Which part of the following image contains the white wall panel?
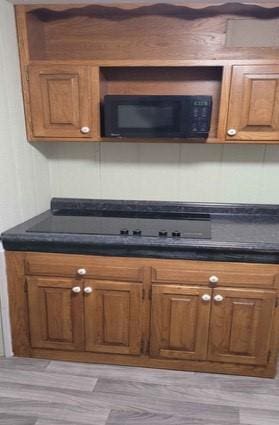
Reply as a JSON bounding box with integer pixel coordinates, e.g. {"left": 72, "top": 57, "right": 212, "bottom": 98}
{"left": 137, "top": 144, "right": 181, "bottom": 201}
{"left": 0, "top": 0, "right": 51, "bottom": 356}
{"left": 218, "top": 145, "right": 267, "bottom": 204}
{"left": 0, "top": 0, "right": 51, "bottom": 230}
{"left": 47, "top": 143, "right": 101, "bottom": 198}
{"left": 47, "top": 143, "right": 279, "bottom": 204}
{"left": 258, "top": 146, "right": 279, "bottom": 205}
{"left": 177, "top": 145, "right": 224, "bottom": 202}
{"left": 100, "top": 143, "right": 141, "bottom": 199}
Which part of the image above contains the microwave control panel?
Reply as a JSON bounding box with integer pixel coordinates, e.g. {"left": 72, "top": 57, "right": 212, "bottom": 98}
{"left": 188, "top": 97, "right": 212, "bottom": 138}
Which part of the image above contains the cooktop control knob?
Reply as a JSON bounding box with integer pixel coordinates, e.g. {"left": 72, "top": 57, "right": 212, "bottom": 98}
{"left": 120, "top": 229, "right": 129, "bottom": 236}
{"left": 133, "top": 229, "right": 142, "bottom": 236}
{"left": 159, "top": 230, "right": 168, "bottom": 237}
{"left": 172, "top": 231, "right": 181, "bottom": 238}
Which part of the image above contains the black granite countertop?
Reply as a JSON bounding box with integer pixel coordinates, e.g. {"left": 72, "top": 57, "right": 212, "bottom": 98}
{"left": 2, "top": 198, "right": 279, "bottom": 264}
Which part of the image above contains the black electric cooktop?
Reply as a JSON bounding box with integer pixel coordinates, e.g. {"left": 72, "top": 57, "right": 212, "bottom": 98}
{"left": 27, "top": 214, "right": 211, "bottom": 240}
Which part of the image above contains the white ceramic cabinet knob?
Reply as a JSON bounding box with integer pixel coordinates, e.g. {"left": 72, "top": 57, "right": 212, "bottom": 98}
{"left": 201, "top": 294, "right": 211, "bottom": 302}
{"left": 84, "top": 287, "right": 93, "bottom": 294}
{"left": 77, "top": 268, "right": 87, "bottom": 276}
{"left": 72, "top": 286, "right": 81, "bottom": 294}
{"left": 227, "top": 128, "right": 237, "bottom": 136}
{"left": 214, "top": 294, "right": 224, "bottom": 302}
{"left": 209, "top": 275, "right": 219, "bottom": 284}
{"left": 80, "top": 126, "right": 90, "bottom": 134}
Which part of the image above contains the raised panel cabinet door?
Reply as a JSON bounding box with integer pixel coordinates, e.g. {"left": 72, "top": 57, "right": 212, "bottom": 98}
{"left": 227, "top": 65, "right": 279, "bottom": 141}
{"left": 84, "top": 280, "right": 143, "bottom": 355}
{"left": 29, "top": 65, "right": 92, "bottom": 138}
{"left": 208, "top": 288, "right": 276, "bottom": 365}
{"left": 27, "top": 277, "right": 84, "bottom": 351}
{"left": 150, "top": 285, "right": 212, "bottom": 360}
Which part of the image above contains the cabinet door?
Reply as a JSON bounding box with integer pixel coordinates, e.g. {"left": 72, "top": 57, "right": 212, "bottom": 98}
{"left": 27, "top": 277, "right": 84, "bottom": 351}
{"left": 29, "top": 65, "right": 92, "bottom": 138}
{"left": 84, "top": 280, "right": 143, "bottom": 355}
{"left": 208, "top": 288, "right": 276, "bottom": 365}
{"left": 150, "top": 285, "right": 211, "bottom": 360}
{"left": 227, "top": 65, "right": 279, "bottom": 142}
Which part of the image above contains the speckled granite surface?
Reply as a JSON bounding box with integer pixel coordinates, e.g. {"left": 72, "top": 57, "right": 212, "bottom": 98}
{"left": 2, "top": 198, "right": 279, "bottom": 264}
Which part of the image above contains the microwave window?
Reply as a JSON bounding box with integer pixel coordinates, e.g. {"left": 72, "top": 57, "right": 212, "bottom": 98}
{"left": 117, "top": 105, "right": 175, "bottom": 129}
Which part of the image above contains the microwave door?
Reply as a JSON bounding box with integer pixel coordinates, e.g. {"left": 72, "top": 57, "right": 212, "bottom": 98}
{"left": 104, "top": 96, "right": 184, "bottom": 138}
{"left": 117, "top": 100, "right": 181, "bottom": 138}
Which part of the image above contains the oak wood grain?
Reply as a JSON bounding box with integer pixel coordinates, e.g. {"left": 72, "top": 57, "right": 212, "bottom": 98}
{"left": 5, "top": 251, "right": 279, "bottom": 378}
{"left": 226, "top": 65, "right": 279, "bottom": 141}
{"left": 208, "top": 288, "right": 276, "bottom": 365}
{"left": 28, "top": 65, "right": 92, "bottom": 138}
{"left": 21, "top": 4, "right": 279, "bottom": 61}
{"left": 84, "top": 280, "right": 143, "bottom": 355}
{"left": 150, "top": 285, "right": 211, "bottom": 360}
{"left": 15, "top": 3, "right": 279, "bottom": 144}
{"left": 27, "top": 277, "right": 84, "bottom": 351}
{"left": 5, "top": 252, "right": 30, "bottom": 356}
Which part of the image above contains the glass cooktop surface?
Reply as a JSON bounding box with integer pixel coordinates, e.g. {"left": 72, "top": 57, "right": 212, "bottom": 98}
{"left": 27, "top": 215, "right": 211, "bottom": 240}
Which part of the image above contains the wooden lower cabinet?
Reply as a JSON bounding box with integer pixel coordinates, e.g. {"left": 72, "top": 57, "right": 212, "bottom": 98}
{"left": 208, "top": 288, "right": 276, "bottom": 365}
{"left": 27, "top": 277, "right": 84, "bottom": 351}
{"left": 150, "top": 285, "right": 211, "bottom": 361}
{"left": 6, "top": 252, "right": 279, "bottom": 378}
{"left": 84, "top": 280, "right": 143, "bottom": 355}
{"left": 150, "top": 285, "right": 277, "bottom": 367}
{"left": 27, "top": 277, "right": 144, "bottom": 356}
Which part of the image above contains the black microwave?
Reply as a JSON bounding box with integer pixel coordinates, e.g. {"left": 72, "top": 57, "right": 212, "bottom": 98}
{"left": 103, "top": 95, "right": 212, "bottom": 139}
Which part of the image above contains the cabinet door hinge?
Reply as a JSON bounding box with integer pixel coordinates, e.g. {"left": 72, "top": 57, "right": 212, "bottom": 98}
{"left": 25, "top": 68, "right": 29, "bottom": 81}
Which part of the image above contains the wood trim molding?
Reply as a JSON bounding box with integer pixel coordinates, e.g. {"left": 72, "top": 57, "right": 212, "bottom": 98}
{"left": 0, "top": 245, "right": 13, "bottom": 357}
{"left": 25, "top": 3, "right": 279, "bottom": 21}
{"left": 5, "top": 251, "right": 30, "bottom": 357}
{"left": 217, "top": 65, "right": 232, "bottom": 140}
{"left": 15, "top": 5, "right": 33, "bottom": 141}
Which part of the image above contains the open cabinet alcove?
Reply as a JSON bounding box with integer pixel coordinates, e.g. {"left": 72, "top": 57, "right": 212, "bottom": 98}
{"left": 100, "top": 66, "right": 224, "bottom": 140}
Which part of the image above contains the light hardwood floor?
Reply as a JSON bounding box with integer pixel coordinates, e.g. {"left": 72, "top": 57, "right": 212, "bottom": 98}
{"left": 0, "top": 357, "right": 278, "bottom": 425}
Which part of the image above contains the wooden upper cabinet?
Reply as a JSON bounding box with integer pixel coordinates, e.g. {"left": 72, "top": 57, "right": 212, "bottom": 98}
{"left": 84, "top": 280, "right": 143, "bottom": 355}
{"left": 208, "top": 288, "right": 276, "bottom": 365}
{"left": 27, "top": 277, "right": 84, "bottom": 351}
{"left": 150, "top": 285, "right": 211, "bottom": 361}
{"left": 28, "top": 65, "right": 93, "bottom": 139}
{"left": 227, "top": 65, "right": 279, "bottom": 142}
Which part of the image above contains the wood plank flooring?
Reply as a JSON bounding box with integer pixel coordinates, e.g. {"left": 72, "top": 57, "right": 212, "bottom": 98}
{"left": 0, "top": 358, "right": 278, "bottom": 425}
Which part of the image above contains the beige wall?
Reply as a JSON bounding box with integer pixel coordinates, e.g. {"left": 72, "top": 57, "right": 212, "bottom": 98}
{"left": 46, "top": 142, "right": 279, "bottom": 205}
{"left": 0, "top": 0, "right": 51, "bottom": 355}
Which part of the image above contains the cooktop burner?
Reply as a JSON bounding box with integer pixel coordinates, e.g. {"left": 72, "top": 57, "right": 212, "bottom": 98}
{"left": 27, "top": 214, "right": 211, "bottom": 240}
